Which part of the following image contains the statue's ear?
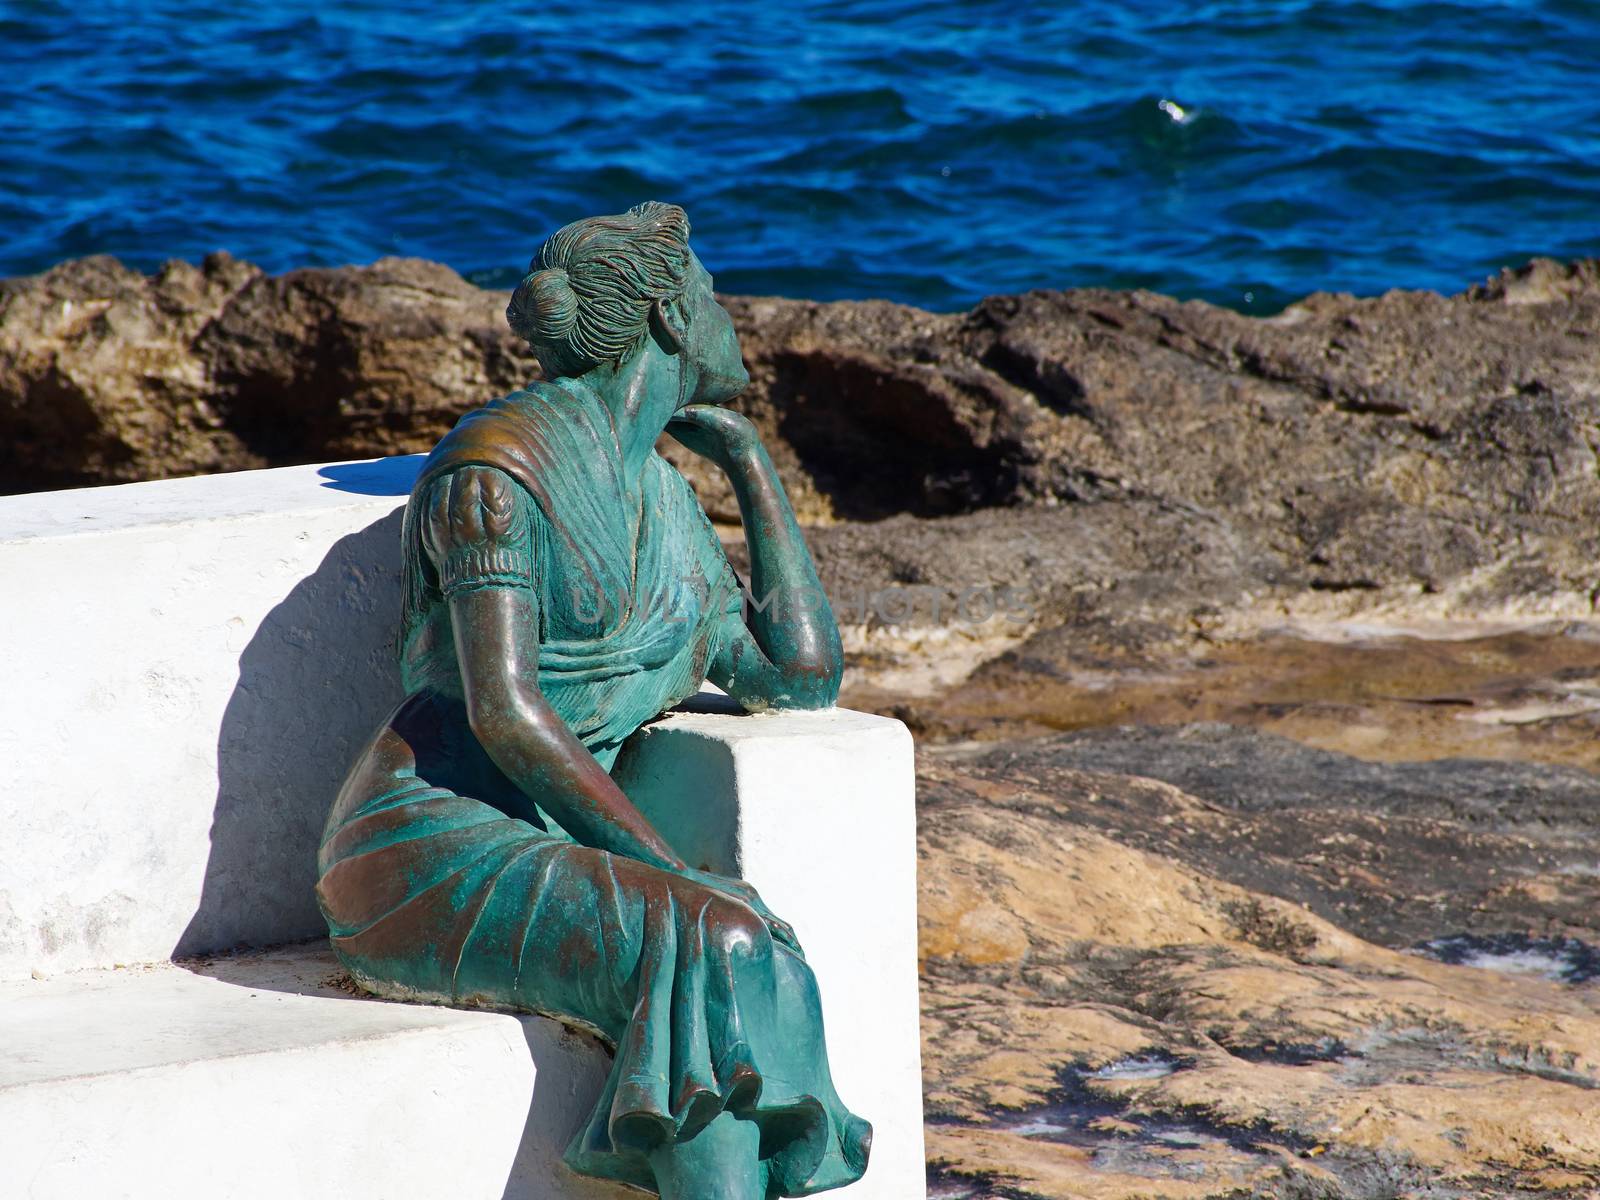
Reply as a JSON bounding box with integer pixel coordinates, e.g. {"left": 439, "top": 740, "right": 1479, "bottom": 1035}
{"left": 649, "top": 295, "right": 687, "bottom": 356}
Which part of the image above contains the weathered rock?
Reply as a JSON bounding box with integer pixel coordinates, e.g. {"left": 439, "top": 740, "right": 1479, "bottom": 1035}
{"left": 6, "top": 256, "right": 1598, "bottom": 616}
{"left": 0, "top": 253, "right": 539, "bottom": 491}
{"left": 196, "top": 255, "right": 540, "bottom": 465}
{"left": 8, "top": 252, "right": 1600, "bottom": 1197}
{"left": 918, "top": 725, "right": 1600, "bottom": 1198}
{"left": 908, "top": 618, "right": 1600, "bottom": 768}
{"left": 0, "top": 254, "right": 259, "bottom": 491}
{"left": 731, "top": 268, "right": 1600, "bottom": 617}
{"left": 10, "top": 253, "right": 1598, "bottom": 724}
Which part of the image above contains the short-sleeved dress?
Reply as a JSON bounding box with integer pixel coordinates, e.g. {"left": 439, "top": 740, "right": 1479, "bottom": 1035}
{"left": 315, "top": 383, "right": 871, "bottom": 1196}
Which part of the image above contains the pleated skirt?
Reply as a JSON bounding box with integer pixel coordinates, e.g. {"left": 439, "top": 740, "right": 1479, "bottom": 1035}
{"left": 316, "top": 691, "right": 871, "bottom": 1196}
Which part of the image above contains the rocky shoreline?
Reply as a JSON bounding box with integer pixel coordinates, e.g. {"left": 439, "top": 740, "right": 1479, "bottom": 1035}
{"left": 7, "top": 254, "right": 1600, "bottom": 1196}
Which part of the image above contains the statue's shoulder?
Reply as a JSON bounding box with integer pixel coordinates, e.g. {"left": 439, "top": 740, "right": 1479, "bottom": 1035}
{"left": 454, "top": 381, "right": 569, "bottom": 435}
{"left": 413, "top": 380, "right": 611, "bottom": 500}
{"left": 494, "top": 380, "right": 572, "bottom": 415}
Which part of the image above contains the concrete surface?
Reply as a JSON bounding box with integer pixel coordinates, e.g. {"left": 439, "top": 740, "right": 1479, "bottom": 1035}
{"left": 0, "top": 456, "right": 422, "bottom": 979}
{"left": 619, "top": 698, "right": 927, "bottom": 1199}
{"left": 0, "top": 456, "right": 925, "bottom": 1197}
{"left": 0, "top": 944, "right": 620, "bottom": 1200}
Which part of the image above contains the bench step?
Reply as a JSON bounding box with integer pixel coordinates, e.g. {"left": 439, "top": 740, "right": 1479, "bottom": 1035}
{"left": 0, "top": 460, "right": 926, "bottom": 1197}
{"left": 0, "top": 945, "right": 623, "bottom": 1200}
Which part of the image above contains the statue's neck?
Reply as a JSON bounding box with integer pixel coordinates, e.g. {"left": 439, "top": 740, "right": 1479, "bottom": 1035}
{"left": 572, "top": 343, "right": 689, "bottom": 487}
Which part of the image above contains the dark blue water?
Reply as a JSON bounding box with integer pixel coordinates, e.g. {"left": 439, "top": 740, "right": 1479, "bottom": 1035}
{"left": 2, "top": 1, "right": 1597, "bottom": 312}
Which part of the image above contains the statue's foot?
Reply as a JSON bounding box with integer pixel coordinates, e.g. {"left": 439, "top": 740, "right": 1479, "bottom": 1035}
{"left": 647, "top": 1109, "right": 764, "bottom": 1200}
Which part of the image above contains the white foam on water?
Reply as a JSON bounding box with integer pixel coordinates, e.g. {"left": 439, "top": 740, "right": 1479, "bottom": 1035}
{"left": 1150, "top": 1126, "right": 1219, "bottom": 1147}
{"left": 1414, "top": 936, "right": 1580, "bottom": 982}
{"left": 1455, "top": 947, "right": 1572, "bottom": 980}
{"left": 1012, "top": 1118, "right": 1074, "bottom": 1137}
{"left": 1090, "top": 1056, "right": 1179, "bottom": 1081}
{"left": 1157, "top": 97, "right": 1196, "bottom": 124}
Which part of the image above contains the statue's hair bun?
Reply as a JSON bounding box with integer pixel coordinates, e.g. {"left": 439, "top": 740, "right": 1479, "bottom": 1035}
{"left": 509, "top": 203, "right": 690, "bottom": 373}
{"left": 510, "top": 266, "right": 578, "bottom": 344}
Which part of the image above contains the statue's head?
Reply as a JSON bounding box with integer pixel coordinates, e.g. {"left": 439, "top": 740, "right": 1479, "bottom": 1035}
{"left": 508, "top": 201, "right": 748, "bottom": 405}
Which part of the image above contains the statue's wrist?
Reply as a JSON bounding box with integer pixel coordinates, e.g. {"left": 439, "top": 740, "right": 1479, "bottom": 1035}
{"left": 724, "top": 437, "right": 769, "bottom": 477}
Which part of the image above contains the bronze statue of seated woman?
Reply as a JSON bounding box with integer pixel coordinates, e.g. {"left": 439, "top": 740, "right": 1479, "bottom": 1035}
{"left": 315, "top": 203, "right": 871, "bottom": 1198}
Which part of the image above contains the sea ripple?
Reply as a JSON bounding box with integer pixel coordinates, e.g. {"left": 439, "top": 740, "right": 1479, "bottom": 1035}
{"left": 1, "top": 0, "right": 1596, "bottom": 311}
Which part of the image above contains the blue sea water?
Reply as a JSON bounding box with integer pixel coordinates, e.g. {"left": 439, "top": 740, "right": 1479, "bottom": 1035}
{"left": 1, "top": 0, "right": 1597, "bottom": 312}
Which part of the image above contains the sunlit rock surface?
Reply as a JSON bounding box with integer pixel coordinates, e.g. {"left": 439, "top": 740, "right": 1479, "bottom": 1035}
{"left": 6, "top": 253, "right": 1600, "bottom": 1195}
{"left": 918, "top": 730, "right": 1600, "bottom": 1198}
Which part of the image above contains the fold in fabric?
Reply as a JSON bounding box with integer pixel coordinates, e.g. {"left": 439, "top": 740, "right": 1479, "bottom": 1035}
{"left": 321, "top": 380, "right": 871, "bottom": 1194}
{"left": 318, "top": 718, "right": 871, "bottom": 1195}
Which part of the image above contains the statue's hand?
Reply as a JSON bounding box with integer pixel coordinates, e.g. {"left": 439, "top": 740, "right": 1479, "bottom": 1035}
{"left": 666, "top": 404, "right": 762, "bottom": 475}
{"left": 677, "top": 866, "right": 805, "bottom": 958}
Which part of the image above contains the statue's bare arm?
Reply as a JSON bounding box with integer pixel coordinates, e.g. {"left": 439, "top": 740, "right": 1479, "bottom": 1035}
{"left": 669, "top": 405, "right": 843, "bottom": 711}
{"left": 449, "top": 583, "right": 803, "bottom": 952}
{"left": 449, "top": 585, "right": 688, "bottom": 870}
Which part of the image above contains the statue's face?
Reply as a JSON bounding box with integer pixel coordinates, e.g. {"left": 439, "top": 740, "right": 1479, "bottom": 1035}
{"left": 678, "top": 251, "right": 748, "bottom": 406}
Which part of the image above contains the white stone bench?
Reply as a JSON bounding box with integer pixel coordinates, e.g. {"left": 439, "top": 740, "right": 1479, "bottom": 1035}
{"left": 0, "top": 459, "right": 924, "bottom": 1199}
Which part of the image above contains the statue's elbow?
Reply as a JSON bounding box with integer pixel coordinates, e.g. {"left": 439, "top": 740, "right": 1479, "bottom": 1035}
{"left": 781, "top": 653, "right": 842, "bottom": 710}
{"left": 465, "top": 679, "right": 553, "bottom": 747}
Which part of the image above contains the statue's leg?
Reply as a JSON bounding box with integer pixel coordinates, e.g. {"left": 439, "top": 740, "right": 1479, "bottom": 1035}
{"left": 647, "top": 1111, "right": 764, "bottom": 1200}
{"left": 322, "top": 709, "right": 868, "bottom": 1198}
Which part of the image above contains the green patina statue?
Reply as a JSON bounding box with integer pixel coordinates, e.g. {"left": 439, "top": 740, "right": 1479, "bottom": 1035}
{"left": 315, "top": 203, "right": 870, "bottom": 1198}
